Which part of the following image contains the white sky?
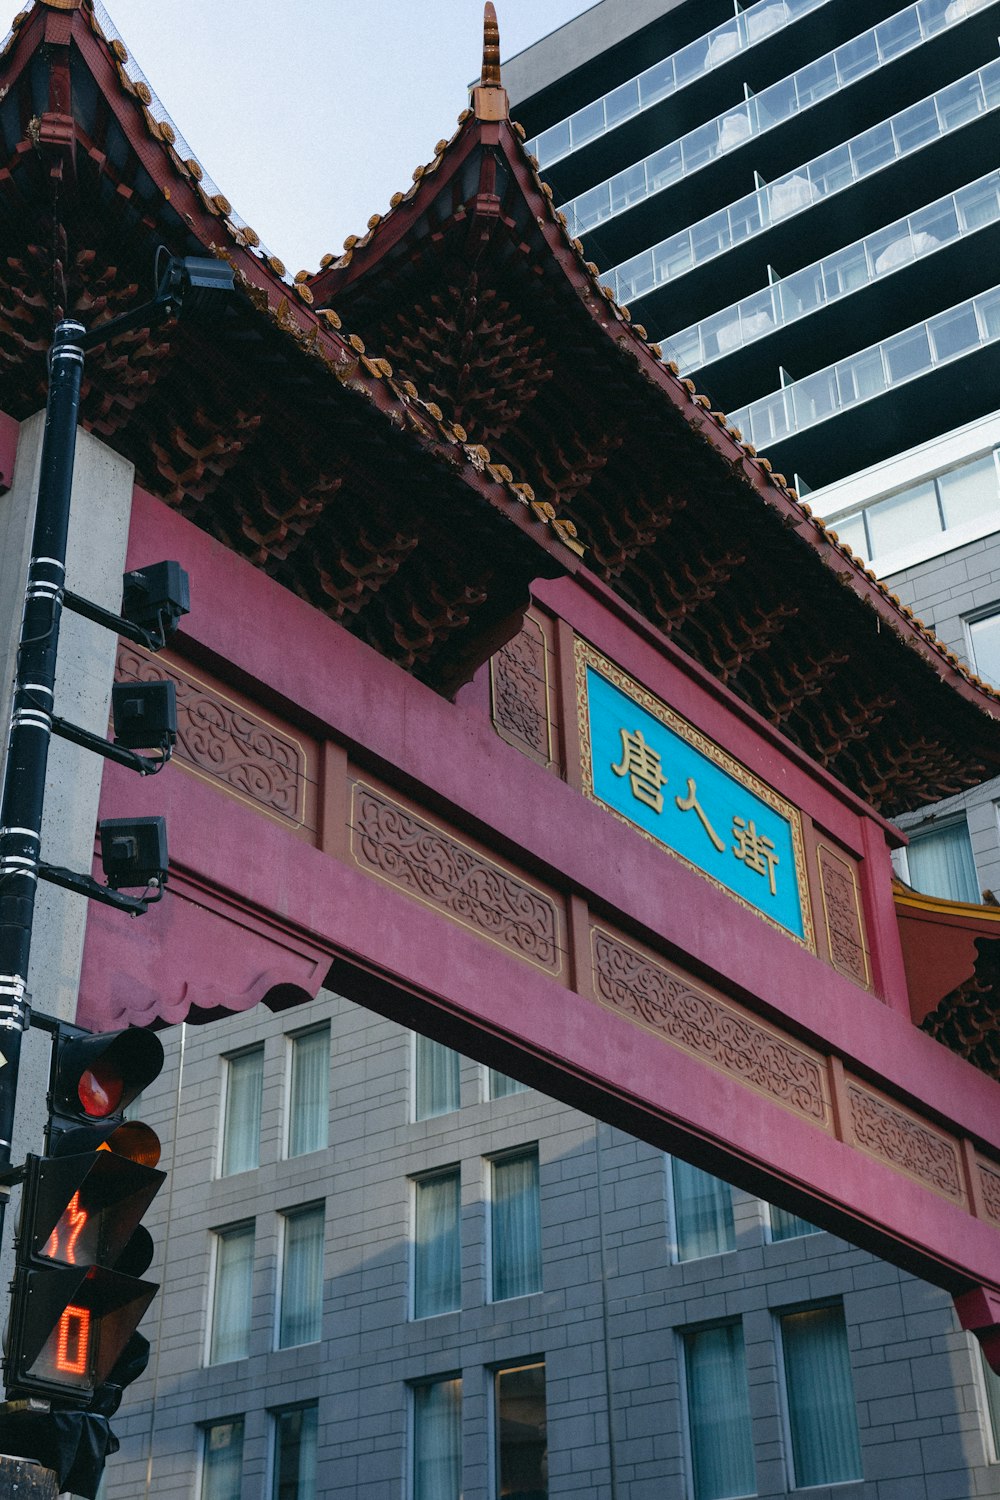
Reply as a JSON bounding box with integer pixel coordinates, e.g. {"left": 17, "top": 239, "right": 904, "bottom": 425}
{"left": 2, "top": 0, "right": 596, "bottom": 273}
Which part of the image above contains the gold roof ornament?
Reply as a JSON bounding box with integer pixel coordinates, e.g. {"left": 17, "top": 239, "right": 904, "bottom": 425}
{"left": 474, "top": 2, "right": 509, "bottom": 121}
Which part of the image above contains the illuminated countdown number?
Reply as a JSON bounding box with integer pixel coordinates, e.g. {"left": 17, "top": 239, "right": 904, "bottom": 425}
{"left": 32, "top": 1303, "right": 93, "bottom": 1386}
{"left": 55, "top": 1304, "right": 91, "bottom": 1377}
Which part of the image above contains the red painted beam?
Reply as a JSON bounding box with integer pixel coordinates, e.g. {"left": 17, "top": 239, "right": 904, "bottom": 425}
{"left": 78, "top": 485, "right": 1000, "bottom": 1370}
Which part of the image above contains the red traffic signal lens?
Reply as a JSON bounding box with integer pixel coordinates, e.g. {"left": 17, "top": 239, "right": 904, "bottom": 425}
{"left": 77, "top": 1064, "right": 124, "bottom": 1118}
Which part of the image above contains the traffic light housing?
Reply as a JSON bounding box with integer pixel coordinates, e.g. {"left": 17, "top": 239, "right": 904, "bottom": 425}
{"left": 3, "top": 1024, "right": 165, "bottom": 1408}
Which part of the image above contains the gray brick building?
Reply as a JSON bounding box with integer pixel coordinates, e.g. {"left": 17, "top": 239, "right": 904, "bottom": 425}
{"left": 107, "top": 983, "right": 1000, "bottom": 1499}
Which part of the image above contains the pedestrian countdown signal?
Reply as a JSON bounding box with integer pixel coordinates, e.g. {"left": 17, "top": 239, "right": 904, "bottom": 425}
{"left": 3, "top": 1024, "right": 165, "bottom": 1405}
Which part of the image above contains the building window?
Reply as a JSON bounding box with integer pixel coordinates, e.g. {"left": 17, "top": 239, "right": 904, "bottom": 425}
{"left": 779, "top": 1303, "right": 863, "bottom": 1486}
{"left": 271, "top": 1403, "right": 318, "bottom": 1500}
{"left": 287, "top": 1027, "right": 329, "bottom": 1158}
{"left": 495, "top": 1363, "right": 547, "bottom": 1500}
{"left": 903, "top": 819, "right": 979, "bottom": 903}
{"left": 488, "top": 1068, "right": 528, "bottom": 1100}
{"left": 825, "top": 449, "right": 1000, "bottom": 566}
{"left": 200, "top": 1418, "right": 244, "bottom": 1500}
{"left": 413, "top": 1167, "right": 461, "bottom": 1319}
{"left": 768, "top": 1203, "right": 819, "bottom": 1241}
{"left": 208, "top": 1224, "right": 254, "bottom": 1365}
{"left": 414, "top": 1033, "right": 460, "bottom": 1120}
{"left": 671, "top": 1158, "right": 735, "bottom": 1261}
{"left": 969, "top": 609, "right": 1000, "bottom": 688}
{"left": 278, "top": 1205, "right": 324, "bottom": 1349}
{"left": 413, "top": 1377, "right": 462, "bottom": 1500}
{"left": 220, "top": 1046, "right": 264, "bottom": 1177}
{"left": 490, "top": 1148, "right": 542, "bottom": 1301}
{"left": 683, "top": 1321, "right": 755, "bottom": 1500}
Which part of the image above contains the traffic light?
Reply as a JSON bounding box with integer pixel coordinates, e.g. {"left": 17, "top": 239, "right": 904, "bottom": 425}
{"left": 3, "top": 1024, "right": 165, "bottom": 1410}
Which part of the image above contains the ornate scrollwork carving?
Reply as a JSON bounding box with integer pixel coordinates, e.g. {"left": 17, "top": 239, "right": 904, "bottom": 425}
{"left": 491, "top": 616, "right": 551, "bottom": 764}
{"left": 116, "top": 645, "right": 306, "bottom": 824}
{"left": 817, "top": 845, "right": 869, "bottom": 988}
{"left": 847, "top": 1083, "right": 963, "bottom": 1202}
{"left": 979, "top": 1160, "right": 1000, "bottom": 1225}
{"left": 353, "top": 785, "right": 560, "bottom": 971}
{"left": 591, "top": 928, "right": 828, "bottom": 1123}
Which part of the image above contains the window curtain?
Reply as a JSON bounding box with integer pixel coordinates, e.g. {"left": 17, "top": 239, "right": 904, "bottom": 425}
{"left": 906, "top": 821, "right": 980, "bottom": 903}
{"left": 288, "top": 1029, "right": 329, "bottom": 1157}
{"left": 414, "top": 1034, "right": 460, "bottom": 1120}
{"left": 491, "top": 1150, "right": 542, "bottom": 1301}
{"left": 273, "top": 1405, "right": 317, "bottom": 1500}
{"left": 414, "top": 1170, "right": 461, "bottom": 1318}
{"left": 210, "top": 1225, "right": 254, "bottom": 1364}
{"left": 413, "top": 1378, "right": 462, "bottom": 1500}
{"left": 982, "top": 1348, "right": 1000, "bottom": 1456}
{"left": 279, "top": 1207, "right": 324, "bottom": 1348}
{"left": 671, "top": 1158, "right": 735, "bottom": 1260}
{"left": 489, "top": 1069, "right": 528, "bottom": 1100}
{"left": 769, "top": 1204, "right": 818, "bottom": 1241}
{"left": 781, "top": 1305, "right": 863, "bottom": 1486}
{"left": 221, "top": 1049, "right": 264, "bottom": 1176}
{"left": 685, "top": 1323, "right": 755, "bottom": 1500}
{"left": 202, "top": 1420, "right": 244, "bottom": 1500}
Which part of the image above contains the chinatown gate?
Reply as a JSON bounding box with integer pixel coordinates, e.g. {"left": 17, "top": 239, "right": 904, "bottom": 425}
{"left": 3, "top": 0, "right": 1000, "bottom": 1381}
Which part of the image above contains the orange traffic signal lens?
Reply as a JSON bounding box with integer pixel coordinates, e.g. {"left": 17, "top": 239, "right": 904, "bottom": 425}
{"left": 107, "top": 1121, "right": 161, "bottom": 1170}
{"left": 77, "top": 1063, "right": 124, "bottom": 1117}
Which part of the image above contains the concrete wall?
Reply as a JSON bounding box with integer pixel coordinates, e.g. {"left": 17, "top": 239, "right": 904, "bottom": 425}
{"left": 0, "top": 414, "right": 134, "bottom": 1314}
{"left": 106, "top": 989, "right": 1000, "bottom": 1500}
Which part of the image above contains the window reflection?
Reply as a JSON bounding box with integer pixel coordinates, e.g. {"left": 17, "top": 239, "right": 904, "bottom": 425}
{"left": 821, "top": 451, "right": 999, "bottom": 567}
{"left": 609, "top": 59, "right": 1000, "bottom": 307}
{"left": 667, "top": 171, "right": 1000, "bottom": 372}
{"left": 731, "top": 285, "right": 1000, "bottom": 452}
{"left": 496, "top": 1363, "right": 548, "bottom": 1500}
{"left": 526, "top": 0, "right": 822, "bottom": 169}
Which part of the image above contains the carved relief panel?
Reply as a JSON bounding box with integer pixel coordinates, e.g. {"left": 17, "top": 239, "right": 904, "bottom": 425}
{"left": 350, "top": 777, "right": 565, "bottom": 976}
{"left": 115, "top": 644, "right": 317, "bottom": 836}
{"left": 815, "top": 842, "right": 871, "bottom": 990}
{"left": 490, "top": 610, "right": 559, "bottom": 770}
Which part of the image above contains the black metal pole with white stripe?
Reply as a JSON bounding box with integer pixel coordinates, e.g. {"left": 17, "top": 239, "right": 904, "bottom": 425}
{"left": 0, "top": 255, "right": 234, "bottom": 1224}
{"left": 0, "top": 318, "right": 86, "bottom": 1189}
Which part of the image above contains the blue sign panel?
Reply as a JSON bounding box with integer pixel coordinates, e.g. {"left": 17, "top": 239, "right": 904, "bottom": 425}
{"left": 579, "top": 648, "right": 811, "bottom": 944}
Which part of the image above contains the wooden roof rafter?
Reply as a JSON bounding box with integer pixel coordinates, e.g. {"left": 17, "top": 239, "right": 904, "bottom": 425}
{"left": 307, "top": 3, "right": 1000, "bottom": 812}
{"left": 0, "top": 0, "right": 585, "bottom": 696}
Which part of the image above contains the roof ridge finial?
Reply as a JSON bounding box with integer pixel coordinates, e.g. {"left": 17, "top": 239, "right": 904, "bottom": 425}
{"left": 481, "top": 2, "right": 501, "bottom": 86}
{"left": 473, "top": 2, "right": 509, "bottom": 120}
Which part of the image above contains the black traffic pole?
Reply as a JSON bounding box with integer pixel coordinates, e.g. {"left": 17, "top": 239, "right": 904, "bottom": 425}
{"left": 0, "top": 255, "right": 234, "bottom": 1229}
{"left": 0, "top": 319, "right": 86, "bottom": 1188}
